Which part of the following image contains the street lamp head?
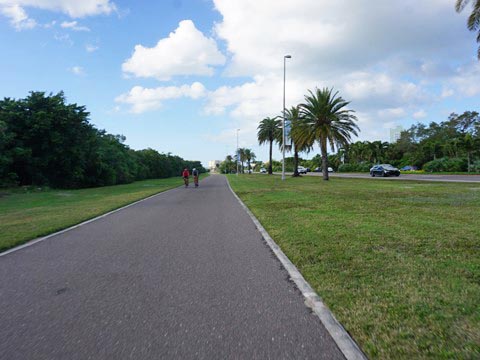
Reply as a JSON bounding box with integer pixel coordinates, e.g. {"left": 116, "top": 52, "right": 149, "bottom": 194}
{"left": 284, "top": 55, "right": 292, "bottom": 59}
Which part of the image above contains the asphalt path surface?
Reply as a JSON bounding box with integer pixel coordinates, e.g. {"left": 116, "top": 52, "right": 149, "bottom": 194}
{"left": 0, "top": 175, "right": 344, "bottom": 359}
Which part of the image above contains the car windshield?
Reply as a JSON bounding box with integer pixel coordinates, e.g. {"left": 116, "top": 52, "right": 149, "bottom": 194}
{"left": 381, "top": 164, "right": 396, "bottom": 170}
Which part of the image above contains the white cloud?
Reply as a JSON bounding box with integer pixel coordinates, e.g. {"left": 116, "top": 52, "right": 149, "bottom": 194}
{"left": 205, "top": 76, "right": 279, "bottom": 117}
{"left": 61, "top": 20, "right": 89, "bottom": 31}
{"left": 0, "top": 4, "right": 36, "bottom": 30}
{"left": 69, "top": 66, "right": 84, "bottom": 75}
{"left": 0, "top": 0, "right": 116, "bottom": 17}
{"left": 378, "top": 107, "right": 406, "bottom": 119}
{"left": 441, "top": 87, "right": 455, "bottom": 98}
{"left": 85, "top": 43, "right": 99, "bottom": 52}
{"left": 201, "top": 0, "right": 476, "bottom": 150}
{"left": 0, "top": 0, "right": 116, "bottom": 30}
{"left": 341, "top": 72, "right": 431, "bottom": 111}
{"left": 213, "top": 0, "right": 467, "bottom": 78}
{"left": 115, "top": 82, "right": 207, "bottom": 113}
{"left": 413, "top": 110, "right": 427, "bottom": 119}
{"left": 449, "top": 62, "right": 480, "bottom": 97}
{"left": 203, "top": 70, "right": 431, "bottom": 147}
{"left": 122, "top": 20, "right": 226, "bottom": 81}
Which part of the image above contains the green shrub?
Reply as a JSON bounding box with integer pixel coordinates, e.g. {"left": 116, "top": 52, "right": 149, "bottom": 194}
{"left": 338, "top": 163, "right": 373, "bottom": 172}
{"left": 469, "top": 160, "right": 480, "bottom": 172}
{"left": 423, "top": 157, "right": 467, "bottom": 172}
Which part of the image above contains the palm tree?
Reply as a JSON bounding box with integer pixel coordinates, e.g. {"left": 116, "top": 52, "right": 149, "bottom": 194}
{"left": 237, "top": 148, "right": 247, "bottom": 173}
{"left": 299, "top": 88, "right": 359, "bottom": 180}
{"left": 285, "top": 106, "right": 315, "bottom": 176}
{"left": 244, "top": 149, "right": 256, "bottom": 173}
{"left": 257, "top": 116, "right": 282, "bottom": 174}
{"left": 369, "top": 141, "right": 389, "bottom": 164}
{"left": 456, "top": 0, "right": 480, "bottom": 59}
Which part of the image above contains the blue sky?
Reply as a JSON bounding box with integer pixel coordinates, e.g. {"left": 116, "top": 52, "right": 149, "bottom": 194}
{"left": 1, "top": 0, "right": 479, "bottom": 167}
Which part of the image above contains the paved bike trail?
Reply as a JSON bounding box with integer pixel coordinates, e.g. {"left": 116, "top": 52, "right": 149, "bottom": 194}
{"left": 0, "top": 175, "right": 344, "bottom": 359}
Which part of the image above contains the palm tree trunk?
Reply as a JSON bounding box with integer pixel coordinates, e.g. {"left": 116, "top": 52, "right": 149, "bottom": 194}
{"left": 293, "top": 149, "right": 300, "bottom": 177}
{"left": 320, "top": 139, "right": 329, "bottom": 180}
{"left": 268, "top": 139, "right": 273, "bottom": 175}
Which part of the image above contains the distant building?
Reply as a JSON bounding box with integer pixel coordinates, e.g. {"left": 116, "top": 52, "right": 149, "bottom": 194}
{"left": 208, "top": 160, "right": 221, "bottom": 172}
{"left": 389, "top": 126, "right": 403, "bottom": 143}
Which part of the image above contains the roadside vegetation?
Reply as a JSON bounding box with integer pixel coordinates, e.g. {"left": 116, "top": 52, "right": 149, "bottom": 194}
{"left": 219, "top": 83, "right": 479, "bottom": 177}
{"left": 228, "top": 174, "right": 480, "bottom": 359}
{"left": 270, "top": 111, "right": 479, "bottom": 175}
{"left": 0, "top": 92, "right": 205, "bottom": 189}
{"left": 0, "top": 177, "right": 194, "bottom": 252}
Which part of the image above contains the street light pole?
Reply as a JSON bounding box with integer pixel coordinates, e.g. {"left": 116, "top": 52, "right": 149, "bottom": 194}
{"left": 236, "top": 128, "right": 240, "bottom": 176}
{"left": 282, "top": 54, "right": 291, "bottom": 181}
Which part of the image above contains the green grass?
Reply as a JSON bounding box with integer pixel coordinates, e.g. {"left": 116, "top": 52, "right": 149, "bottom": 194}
{"left": 0, "top": 177, "right": 192, "bottom": 252}
{"left": 399, "top": 171, "right": 480, "bottom": 175}
{"left": 228, "top": 174, "right": 480, "bottom": 359}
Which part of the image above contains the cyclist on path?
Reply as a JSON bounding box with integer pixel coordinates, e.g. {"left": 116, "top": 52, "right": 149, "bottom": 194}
{"left": 192, "top": 168, "right": 199, "bottom": 187}
{"left": 182, "top": 168, "right": 190, "bottom": 187}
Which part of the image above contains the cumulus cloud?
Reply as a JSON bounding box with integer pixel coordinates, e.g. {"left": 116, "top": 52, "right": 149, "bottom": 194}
{"left": 122, "top": 20, "right": 226, "bottom": 81}
{"left": 449, "top": 62, "right": 480, "bottom": 97}
{"left": 61, "top": 20, "right": 89, "bottom": 31}
{"left": 213, "top": 0, "right": 468, "bottom": 78}
{"left": 203, "top": 70, "right": 430, "bottom": 142}
{"left": 413, "top": 110, "right": 427, "bottom": 119}
{"left": 341, "top": 72, "right": 431, "bottom": 111}
{"left": 0, "top": 0, "right": 116, "bottom": 30}
{"left": 115, "top": 82, "right": 207, "bottom": 113}
{"left": 0, "top": 0, "right": 116, "bottom": 17}
{"left": 378, "top": 107, "right": 406, "bottom": 119}
{"left": 0, "top": 3, "right": 36, "bottom": 29}
{"left": 200, "top": 0, "right": 479, "bottom": 149}
{"left": 205, "top": 76, "right": 280, "bottom": 117}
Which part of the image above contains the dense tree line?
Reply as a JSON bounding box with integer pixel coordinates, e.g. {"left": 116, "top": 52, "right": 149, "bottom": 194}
{"left": 247, "top": 110, "right": 480, "bottom": 174}
{"left": 335, "top": 111, "right": 480, "bottom": 172}
{"left": 284, "top": 112, "right": 480, "bottom": 173}
{"left": 0, "top": 92, "right": 204, "bottom": 188}
{"left": 281, "top": 112, "right": 480, "bottom": 173}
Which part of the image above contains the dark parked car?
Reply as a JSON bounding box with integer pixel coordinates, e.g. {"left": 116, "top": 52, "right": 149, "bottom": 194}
{"left": 370, "top": 164, "right": 400, "bottom": 177}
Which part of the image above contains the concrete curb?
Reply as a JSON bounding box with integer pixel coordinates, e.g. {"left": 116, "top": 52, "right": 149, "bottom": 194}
{"left": 225, "top": 176, "right": 367, "bottom": 360}
{"left": 0, "top": 186, "right": 181, "bottom": 258}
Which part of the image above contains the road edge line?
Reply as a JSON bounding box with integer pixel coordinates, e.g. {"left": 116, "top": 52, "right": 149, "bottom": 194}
{"left": 225, "top": 176, "right": 367, "bottom": 360}
{"left": 0, "top": 185, "right": 182, "bottom": 258}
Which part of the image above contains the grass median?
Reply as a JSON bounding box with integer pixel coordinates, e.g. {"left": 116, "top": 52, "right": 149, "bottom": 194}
{"left": 228, "top": 174, "right": 479, "bottom": 359}
{"left": 0, "top": 177, "right": 198, "bottom": 252}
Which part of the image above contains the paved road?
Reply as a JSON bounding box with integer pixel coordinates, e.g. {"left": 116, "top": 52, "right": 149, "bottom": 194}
{"left": 0, "top": 175, "right": 344, "bottom": 359}
{"left": 291, "top": 172, "right": 480, "bottom": 183}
